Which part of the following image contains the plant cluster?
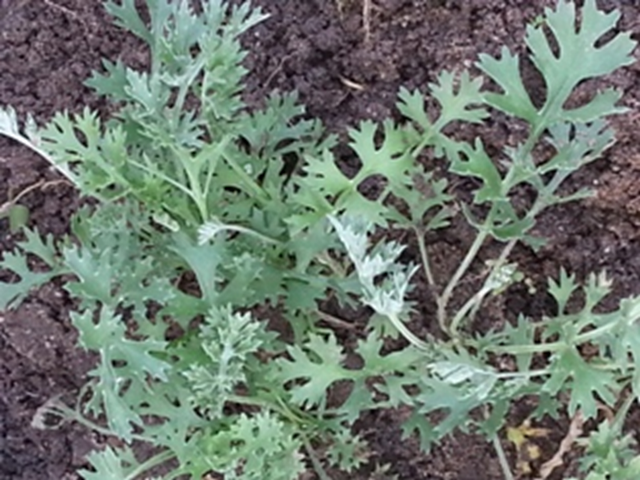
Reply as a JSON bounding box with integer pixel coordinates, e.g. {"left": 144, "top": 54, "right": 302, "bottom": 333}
{"left": 1, "top": 0, "right": 639, "bottom": 478}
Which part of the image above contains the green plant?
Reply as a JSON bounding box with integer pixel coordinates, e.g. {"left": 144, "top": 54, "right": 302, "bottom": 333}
{"left": 1, "top": 0, "right": 639, "bottom": 479}
{"left": 574, "top": 419, "right": 640, "bottom": 479}
{"left": 0, "top": 181, "right": 41, "bottom": 232}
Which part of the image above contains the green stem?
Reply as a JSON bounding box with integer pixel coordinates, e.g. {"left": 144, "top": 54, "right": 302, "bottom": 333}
{"left": 492, "top": 433, "right": 515, "bottom": 480}
{"left": 172, "top": 58, "right": 206, "bottom": 117}
{"left": 410, "top": 130, "right": 436, "bottom": 159}
{"left": 442, "top": 120, "right": 548, "bottom": 334}
{"left": 461, "top": 163, "right": 577, "bottom": 329}
{"left": 387, "top": 313, "right": 433, "bottom": 353}
{"left": 1, "top": 130, "right": 79, "bottom": 186}
{"left": 449, "top": 283, "right": 493, "bottom": 336}
{"left": 183, "top": 163, "right": 208, "bottom": 222}
{"left": 437, "top": 225, "right": 491, "bottom": 331}
{"left": 456, "top": 236, "right": 519, "bottom": 333}
{"left": 409, "top": 115, "right": 449, "bottom": 159}
{"left": 488, "top": 318, "right": 622, "bottom": 355}
{"left": 611, "top": 393, "right": 635, "bottom": 433}
{"left": 227, "top": 394, "right": 311, "bottom": 426}
{"left": 202, "top": 138, "right": 230, "bottom": 200}
{"left": 221, "top": 148, "right": 271, "bottom": 205}
{"left": 495, "top": 368, "right": 552, "bottom": 379}
{"left": 415, "top": 226, "right": 436, "bottom": 287}
{"left": 126, "top": 450, "right": 175, "bottom": 480}
{"left": 217, "top": 223, "right": 282, "bottom": 246}
{"left": 42, "top": 400, "right": 156, "bottom": 444}
{"left": 301, "top": 433, "right": 333, "bottom": 480}
{"left": 129, "top": 159, "right": 194, "bottom": 197}
{"left": 315, "top": 252, "right": 347, "bottom": 278}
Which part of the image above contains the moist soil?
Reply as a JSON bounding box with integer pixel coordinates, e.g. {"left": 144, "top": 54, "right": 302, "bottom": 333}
{"left": 1, "top": 1, "right": 640, "bottom": 479}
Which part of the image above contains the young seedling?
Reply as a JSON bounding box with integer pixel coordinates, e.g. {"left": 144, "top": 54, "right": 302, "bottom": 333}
{"left": 306, "top": 0, "right": 639, "bottom": 475}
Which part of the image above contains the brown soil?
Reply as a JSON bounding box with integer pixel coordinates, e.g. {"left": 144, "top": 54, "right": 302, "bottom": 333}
{"left": 1, "top": 1, "right": 640, "bottom": 479}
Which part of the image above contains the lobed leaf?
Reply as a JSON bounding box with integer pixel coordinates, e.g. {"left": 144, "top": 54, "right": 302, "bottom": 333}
{"left": 479, "top": 0, "right": 636, "bottom": 126}
{"left": 276, "top": 333, "right": 352, "bottom": 409}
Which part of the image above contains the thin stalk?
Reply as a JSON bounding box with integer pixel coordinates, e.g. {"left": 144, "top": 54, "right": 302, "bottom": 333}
{"left": 2, "top": 130, "right": 78, "bottom": 186}
{"left": 183, "top": 164, "right": 208, "bottom": 222}
{"left": 129, "top": 159, "right": 195, "bottom": 197}
{"left": 387, "top": 313, "right": 433, "bottom": 353}
{"left": 409, "top": 115, "right": 449, "bottom": 160}
{"left": 221, "top": 148, "right": 271, "bottom": 205}
{"left": 227, "top": 394, "right": 312, "bottom": 427}
{"left": 172, "top": 57, "right": 206, "bottom": 117}
{"left": 441, "top": 121, "right": 547, "bottom": 334}
{"left": 200, "top": 70, "right": 214, "bottom": 121}
{"left": 449, "top": 284, "right": 493, "bottom": 336}
{"left": 489, "top": 341, "right": 563, "bottom": 355}
{"left": 273, "top": 395, "right": 319, "bottom": 427}
{"left": 495, "top": 368, "right": 552, "bottom": 379}
{"left": 301, "top": 433, "right": 333, "bottom": 480}
{"left": 463, "top": 236, "right": 519, "bottom": 327}
{"left": 414, "top": 226, "right": 436, "bottom": 287}
{"left": 42, "top": 400, "right": 156, "bottom": 444}
{"left": 487, "top": 318, "right": 622, "bottom": 355}
{"left": 410, "top": 129, "right": 436, "bottom": 159}
{"left": 126, "top": 450, "right": 175, "bottom": 480}
{"left": 315, "top": 251, "right": 348, "bottom": 278}
{"left": 459, "top": 167, "right": 567, "bottom": 329}
{"left": 437, "top": 225, "right": 492, "bottom": 329}
{"left": 202, "top": 137, "right": 230, "bottom": 200}
{"left": 611, "top": 393, "right": 635, "bottom": 433}
{"left": 316, "top": 310, "right": 356, "bottom": 330}
{"left": 1, "top": 179, "right": 68, "bottom": 215}
{"left": 492, "top": 433, "right": 516, "bottom": 480}
{"left": 213, "top": 223, "right": 282, "bottom": 246}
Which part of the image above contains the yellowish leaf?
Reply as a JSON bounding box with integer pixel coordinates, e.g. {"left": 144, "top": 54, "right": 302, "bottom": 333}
{"left": 506, "top": 419, "right": 550, "bottom": 476}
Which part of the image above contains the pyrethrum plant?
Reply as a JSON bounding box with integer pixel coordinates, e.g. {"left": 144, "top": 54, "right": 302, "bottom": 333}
{"left": 0, "top": 0, "right": 639, "bottom": 478}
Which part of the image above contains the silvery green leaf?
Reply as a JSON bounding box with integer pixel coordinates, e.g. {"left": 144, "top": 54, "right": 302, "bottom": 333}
{"left": 184, "top": 306, "right": 266, "bottom": 419}
{"left": 328, "top": 214, "right": 372, "bottom": 266}
{"left": 484, "top": 261, "right": 522, "bottom": 295}
{"left": 429, "top": 359, "right": 498, "bottom": 402}
{"left": 330, "top": 215, "right": 416, "bottom": 317}
{"left": 0, "top": 107, "right": 61, "bottom": 175}
{"left": 0, "top": 105, "right": 28, "bottom": 144}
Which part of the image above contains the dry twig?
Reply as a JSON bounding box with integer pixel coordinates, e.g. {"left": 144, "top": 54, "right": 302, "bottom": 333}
{"left": 363, "top": 0, "right": 372, "bottom": 44}
{"left": 537, "top": 412, "right": 585, "bottom": 480}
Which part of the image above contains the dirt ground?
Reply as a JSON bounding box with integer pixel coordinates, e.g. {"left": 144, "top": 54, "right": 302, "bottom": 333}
{"left": 1, "top": 0, "right": 640, "bottom": 479}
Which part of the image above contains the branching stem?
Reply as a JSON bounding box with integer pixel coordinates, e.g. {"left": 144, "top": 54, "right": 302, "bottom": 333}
{"left": 437, "top": 225, "right": 491, "bottom": 331}
{"left": 439, "top": 121, "right": 547, "bottom": 336}
{"left": 487, "top": 316, "right": 628, "bottom": 355}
